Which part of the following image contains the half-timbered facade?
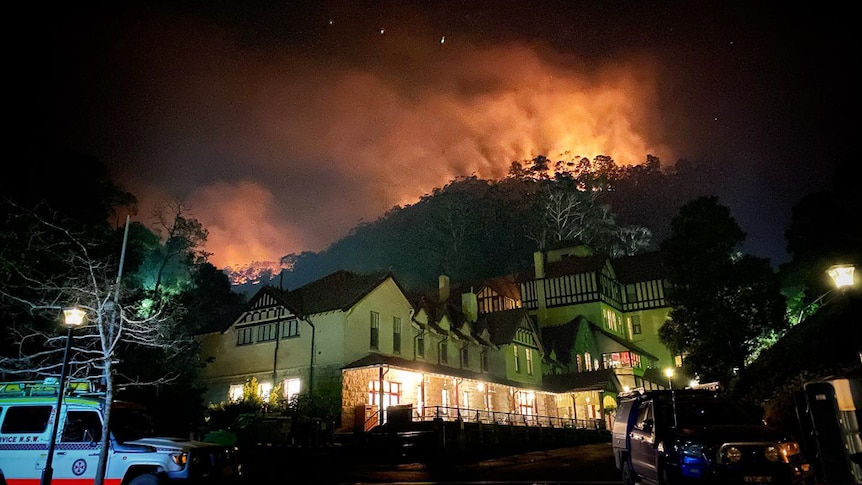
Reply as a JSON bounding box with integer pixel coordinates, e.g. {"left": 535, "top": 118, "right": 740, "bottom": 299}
{"left": 197, "top": 271, "right": 595, "bottom": 433}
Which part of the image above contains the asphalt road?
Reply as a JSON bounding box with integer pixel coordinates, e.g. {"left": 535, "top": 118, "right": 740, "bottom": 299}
{"left": 240, "top": 442, "right": 621, "bottom": 484}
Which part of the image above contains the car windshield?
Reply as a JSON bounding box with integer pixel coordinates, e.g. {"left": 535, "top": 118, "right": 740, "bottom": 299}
{"left": 660, "top": 399, "right": 759, "bottom": 427}
{"left": 110, "top": 406, "right": 158, "bottom": 442}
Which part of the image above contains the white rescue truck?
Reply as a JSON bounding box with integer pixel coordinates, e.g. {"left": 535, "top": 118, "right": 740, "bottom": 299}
{"left": 0, "top": 379, "right": 240, "bottom": 485}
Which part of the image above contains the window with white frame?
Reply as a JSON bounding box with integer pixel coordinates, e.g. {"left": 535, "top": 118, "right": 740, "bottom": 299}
{"left": 517, "top": 391, "right": 535, "bottom": 416}
{"left": 258, "top": 381, "right": 273, "bottom": 401}
{"left": 257, "top": 322, "right": 278, "bottom": 342}
{"left": 393, "top": 317, "right": 402, "bottom": 354}
{"left": 513, "top": 345, "right": 521, "bottom": 373}
{"left": 281, "top": 318, "right": 300, "bottom": 338}
{"left": 370, "top": 311, "right": 380, "bottom": 349}
{"left": 627, "top": 315, "right": 642, "bottom": 337}
{"left": 228, "top": 384, "right": 244, "bottom": 402}
{"left": 526, "top": 348, "right": 534, "bottom": 375}
{"left": 237, "top": 326, "right": 254, "bottom": 346}
{"left": 417, "top": 333, "right": 425, "bottom": 358}
{"left": 367, "top": 380, "right": 401, "bottom": 408}
{"left": 604, "top": 308, "right": 620, "bottom": 333}
{"left": 281, "top": 378, "right": 301, "bottom": 401}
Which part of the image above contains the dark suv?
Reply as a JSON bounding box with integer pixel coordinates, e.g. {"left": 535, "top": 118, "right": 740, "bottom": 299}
{"left": 612, "top": 388, "right": 813, "bottom": 485}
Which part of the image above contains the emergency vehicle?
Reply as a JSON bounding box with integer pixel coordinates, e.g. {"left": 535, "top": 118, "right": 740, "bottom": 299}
{"left": 0, "top": 379, "right": 240, "bottom": 485}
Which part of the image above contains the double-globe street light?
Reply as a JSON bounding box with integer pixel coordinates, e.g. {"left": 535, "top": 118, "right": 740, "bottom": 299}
{"left": 41, "top": 306, "right": 86, "bottom": 485}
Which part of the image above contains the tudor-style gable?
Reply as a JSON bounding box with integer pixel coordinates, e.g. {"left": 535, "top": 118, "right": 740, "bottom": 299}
{"left": 480, "top": 308, "right": 543, "bottom": 386}
{"left": 196, "top": 270, "right": 415, "bottom": 408}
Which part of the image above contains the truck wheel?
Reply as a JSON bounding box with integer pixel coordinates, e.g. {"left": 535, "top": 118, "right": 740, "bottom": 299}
{"left": 128, "top": 474, "right": 162, "bottom": 485}
{"left": 621, "top": 459, "right": 636, "bottom": 485}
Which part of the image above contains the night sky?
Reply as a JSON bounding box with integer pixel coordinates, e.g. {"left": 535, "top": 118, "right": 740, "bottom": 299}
{"left": 15, "top": 1, "right": 857, "bottom": 269}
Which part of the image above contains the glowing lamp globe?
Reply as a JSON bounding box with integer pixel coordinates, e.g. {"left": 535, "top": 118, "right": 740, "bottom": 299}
{"left": 827, "top": 264, "right": 855, "bottom": 289}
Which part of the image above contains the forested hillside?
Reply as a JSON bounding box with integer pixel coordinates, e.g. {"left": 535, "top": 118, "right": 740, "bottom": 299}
{"left": 233, "top": 153, "right": 738, "bottom": 295}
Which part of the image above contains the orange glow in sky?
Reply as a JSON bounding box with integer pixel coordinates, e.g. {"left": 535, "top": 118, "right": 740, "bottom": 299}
{"left": 124, "top": 36, "right": 672, "bottom": 269}
{"left": 95, "top": 10, "right": 673, "bottom": 269}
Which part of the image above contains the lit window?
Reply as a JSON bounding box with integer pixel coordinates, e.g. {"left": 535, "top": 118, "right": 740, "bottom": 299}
{"left": 229, "top": 385, "right": 244, "bottom": 402}
{"left": 513, "top": 345, "right": 521, "bottom": 373}
{"left": 282, "top": 378, "right": 301, "bottom": 401}
{"left": 585, "top": 352, "right": 592, "bottom": 371}
{"left": 526, "top": 349, "right": 534, "bottom": 375}
{"left": 604, "top": 308, "right": 619, "bottom": 332}
{"left": 258, "top": 382, "right": 273, "bottom": 401}
{"left": 368, "top": 380, "right": 402, "bottom": 407}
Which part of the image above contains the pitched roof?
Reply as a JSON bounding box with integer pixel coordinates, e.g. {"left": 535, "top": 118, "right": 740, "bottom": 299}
{"left": 266, "top": 270, "right": 396, "bottom": 315}
{"left": 480, "top": 274, "right": 522, "bottom": 301}
{"left": 542, "top": 368, "right": 621, "bottom": 393}
{"left": 540, "top": 315, "right": 659, "bottom": 365}
{"left": 195, "top": 310, "right": 241, "bottom": 335}
{"left": 613, "top": 251, "right": 665, "bottom": 283}
{"left": 481, "top": 308, "right": 534, "bottom": 346}
{"left": 544, "top": 254, "right": 607, "bottom": 278}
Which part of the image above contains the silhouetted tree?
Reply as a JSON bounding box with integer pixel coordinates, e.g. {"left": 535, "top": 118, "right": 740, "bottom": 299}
{"left": 659, "top": 196, "right": 787, "bottom": 388}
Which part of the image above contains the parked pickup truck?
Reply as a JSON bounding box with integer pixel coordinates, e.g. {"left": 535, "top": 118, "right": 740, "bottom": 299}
{"left": 612, "top": 387, "right": 813, "bottom": 485}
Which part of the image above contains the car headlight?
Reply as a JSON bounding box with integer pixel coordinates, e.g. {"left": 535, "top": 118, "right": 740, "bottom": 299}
{"left": 766, "top": 442, "right": 801, "bottom": 462}
{"left": 724, "top": 446, "right": 743, "bottom": 463}
{"left": 170, "top": 452, "right": 188, "bottom": 468}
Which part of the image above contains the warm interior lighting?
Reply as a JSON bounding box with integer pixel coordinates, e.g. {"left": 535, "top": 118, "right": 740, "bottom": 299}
{"left": 827, "top": 264, "right": 855, "bottom": 289}
{"left": 62, "top": 307, "right": 86, "bottom": 327}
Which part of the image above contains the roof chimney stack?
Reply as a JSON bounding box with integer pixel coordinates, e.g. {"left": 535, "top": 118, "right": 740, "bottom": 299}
{"left": 439, "top": 274, "right": 450, "bottom": 302}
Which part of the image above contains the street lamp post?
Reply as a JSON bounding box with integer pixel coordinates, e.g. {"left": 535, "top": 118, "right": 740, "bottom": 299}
{"left": 826, "top": 264, "right": 857, "bottom": 363}
{"left": 797, "top": 264, "right": 857, "bottom": 323}
{"left": 41, "top": 307, "right": 86, "bottom": 485}
{"left": 664, "top": 368, "right": 674, "bottom": 389}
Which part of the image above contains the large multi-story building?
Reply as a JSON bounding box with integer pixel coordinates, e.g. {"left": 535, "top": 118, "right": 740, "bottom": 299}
{"left": 196, "top": 242, "right": 684, "bottom": 432}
